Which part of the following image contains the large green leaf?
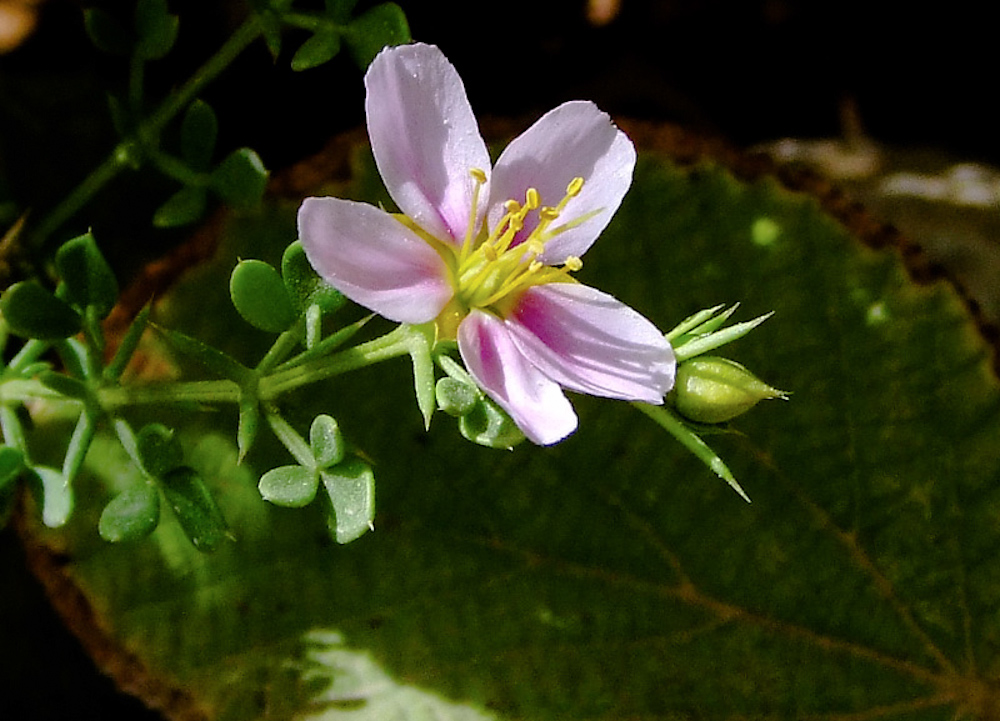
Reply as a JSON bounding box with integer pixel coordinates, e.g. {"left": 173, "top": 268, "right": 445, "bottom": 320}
{"left": 20, "top": 138, "right": 1000, "bottom": 719}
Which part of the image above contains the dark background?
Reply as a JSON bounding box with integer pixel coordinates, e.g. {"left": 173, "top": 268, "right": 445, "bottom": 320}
{"left": 1, "top": 1, "right": 996, "bottom": 718}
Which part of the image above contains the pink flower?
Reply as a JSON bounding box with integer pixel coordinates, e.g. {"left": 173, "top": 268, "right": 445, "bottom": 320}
{"left": 299, "top": 43, "right": 675, "bottom": 445}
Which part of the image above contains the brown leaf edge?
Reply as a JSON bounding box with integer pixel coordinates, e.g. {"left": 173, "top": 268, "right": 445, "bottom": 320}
{"left": 14, "top": 119, "right": 1000, "bottom": 720}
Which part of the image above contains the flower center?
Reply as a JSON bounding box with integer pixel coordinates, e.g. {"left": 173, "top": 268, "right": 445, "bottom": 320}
{"left": 426, "top": 170, "right": 593, "bottom": 339}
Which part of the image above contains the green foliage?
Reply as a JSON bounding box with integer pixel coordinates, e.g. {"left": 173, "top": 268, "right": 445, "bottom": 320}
{"left": 320, "top": 458, "right": 374, "bottom": 544}
{"left": 36, "top": 370, "right": 89, "bottom": 400}
{"left": 0, "top": 446, "right": 23, "bottom": 492}
{"left": 291, "top": 30, "right": 342, "bottom": 71}
{"left": 258, "top": 465, "right": 319, "bottom": 508}
{"left": 153, "top": 185, "right": 207, "bottom": 228}
{"left": 104, "top": 304, "right": 151, "bottom": 382}
{"left": 27, "top": 465, "right": 72, "bottom": 528}
{"left": 0, "top": 446, "right": 24, "bottom": 528}
{"left": 156, "top": 325, "right": 251, "bottom": 383}
{"left": 0, "top": 281, "right": 81, "bottom": 340}
{"left": 310, "top": 414, "right": 345, "bottom": 468}
{"left": 230, "top": 259, "right": 298, "bottom": 333}
{"left": 281, "top": 240, "right": 345, "bottom": 314}
{"left": 98, "top": 484, "right": 160, "bottom": 542}
{"left": 83, "top": 8, "right": 131, "bottom": 55}
{"left": 344, "top": 3, "right": 411, "bottom": 68}
{"left": 210, "top": 148, "right": 269, "bottom": 210}
{"left": 54, "top": 232, "right": 119, "bottom": 319}
{"left": 435, "top": 377, "right": 478, "bottom": 417}
{"left": 136, "top": 423, "right": 184, "bottom": 478}
{"left": 458, "top": 392, "right": 526, "bottom": 449}
{"left": 159, "top": 466, "right": 230, "bottom": 552}
{"left": 181, "top": 100, "right": 219, "bottom": 171}
{"left": 83, "top": 0, "right": 179, "bottom": 60}
{"left": 134, "top": 0, "right": 179, "bottom": 61}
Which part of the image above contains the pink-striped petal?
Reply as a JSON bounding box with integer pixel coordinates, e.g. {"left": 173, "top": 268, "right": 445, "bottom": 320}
{"left": 507, "top": 283, "right": 675, "bottom": 403}
{"left": 298, "top": 196, "right": 452, "bottom": 324}
{"left": 365, "top": 43, "right": 491, "bottom": 245}
{"left": 487, "top": 101, "right": 635, "bottom": 262}
{"left": 458, "top": 310, "right": 577, "bottom": 445}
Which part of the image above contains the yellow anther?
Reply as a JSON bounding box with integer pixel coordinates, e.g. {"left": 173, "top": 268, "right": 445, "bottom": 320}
{"left": 526, "top": 239, "right": 545, "bottom": 257}
{"left": 504, "top": 199, "right": 520, "bottom": 213}
{"left": 525, "top": 187, "right": 540, "bottom": 209}
{"left": 528, "top": 260, "right": 543, "bottom": 273}
{"left": 539, "top": 206, "right": 560, "bottom": 222}
{"left": 470, "top": 167, "right": 487, "bottom": 184}
{"left": 566, "top": 176, "right": 584, "bottom": 196}
{"left": 564, "top": 256, "right": 583, "bottom": 271}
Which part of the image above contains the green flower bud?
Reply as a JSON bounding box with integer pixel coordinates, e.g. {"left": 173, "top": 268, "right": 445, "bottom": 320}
{"left": 671, "top": 356, "right": 787, "bottom": 424}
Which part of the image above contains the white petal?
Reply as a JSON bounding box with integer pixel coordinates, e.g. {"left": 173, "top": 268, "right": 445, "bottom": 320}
{"left": 507, "top": 284, "right": 675, "bottom": 402}
{"left": 458, "top": 310, "right": 577, "bottom": 445}
{"left": 365, "top": 43, "right": 491, "bottom": 245}
{"left": 298, "top": 196, "right": 452, "bottom": 324}
{"left": 487, "top": 101, "right": 635, "bottom": 262}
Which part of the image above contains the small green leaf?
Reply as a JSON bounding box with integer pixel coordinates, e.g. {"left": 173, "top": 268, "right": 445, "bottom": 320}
{"left": 37, "top": 370, "right": 89, "bottom": 399}
{"left": 30, "top": 465, "right": 72, "bottom": 528}
{"left": 0, "top": 446, "right": 24, "bottom": 494}
{"left": 309, "top": 414, "right": 344, "bottom": 468}
{"left": 237, "top": 394, "right": 259, "bottom": 463}
{"left": 136, "top": 423, "right": 184, "bottom": 478}
{"left": 248, "top": 0, "right": 283, "bottom": 59}
{"left": 0, "top": 281, "right": 82, "bottom": 340}
{"left": 321, "top": 459, "right": 375, "bottom": 544}
{"left": 104, "top": 304, "right": 151, "bottom": 382}
{"left": 54, "top": 232, "right": 119, "bottom": 318}
{"left": 459, "top": 395, "right": 526, "bottom": 450}
{"left": 406, "top": 324, "right": 436, "bottom": 430}
{"left": 210, "top": 148, "right": 269, "bottom": 210}
{"left": 153, "top": 185, "right": 207, "bottom": 228}
{"left": 180, "top": 99, "right": 218, "bottom": 171}
{"left": 98, "top": 484, "right": 160, "bottom": 542}
{"left": 155, "top": 325, "right": 252, "bottom": 383}
{"left": 230, "top": 259, "right": 298, "bottom": 333}
{"left": 281, "top": 241, "right": 345, "bottom": 314}
{"left": 435, "top": 377, "right": 478, "bottom": 417}
{"left": 259, "top": 465, "right": 319, "bottom": 508}
{"left": 62, "top": 411, "right": 97, "bottom": 486}
{"left": 134, "top": 0, "right": 179, "bottom": 60}
{"left": 83, "top": 8, "right": 131, "bottom": 55}
{"left": 344, "top": 3, "right": 411, "bottom": 69}
{"left": 291, "top": 30, "right": 342, "bottom": 71}
{"left": 160, "top": 466, "right": 229, "bottom": 552}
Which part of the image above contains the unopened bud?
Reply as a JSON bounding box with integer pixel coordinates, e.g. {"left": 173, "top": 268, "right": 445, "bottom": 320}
{"left": 671, "top": 356, "right": 787, "bottom": 424}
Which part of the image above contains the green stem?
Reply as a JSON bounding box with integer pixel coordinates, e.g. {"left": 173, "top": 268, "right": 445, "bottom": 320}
{"left": 263, "top": 406, "right": 314, "bottom": 468}
{"left": 631, "top": 402, "right": 750, "bottom": 503}
{"left": 260, "top": 324, "right": 414, "bottom": 400}
{"left": 4, "top": 324, "right": 414, "bottom": 431}
{"left": 29, "top": 15, "right": 263, "bottom": 251}
{"left": 97, "top": 378, "right": 240, "bottom": 409}
{"left": 148, "top": 148, "right": 209, "bottom": 187}
{"left": 280, "top": 12, "right": 341, "bottom": 32}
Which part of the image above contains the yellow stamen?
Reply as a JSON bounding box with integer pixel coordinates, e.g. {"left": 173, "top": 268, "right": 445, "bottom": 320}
{"left": 462, "top": 167, "right": 488, "bottom": 261}
{"left": 431, "top": 175, "right": 597, "bottom": 341}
